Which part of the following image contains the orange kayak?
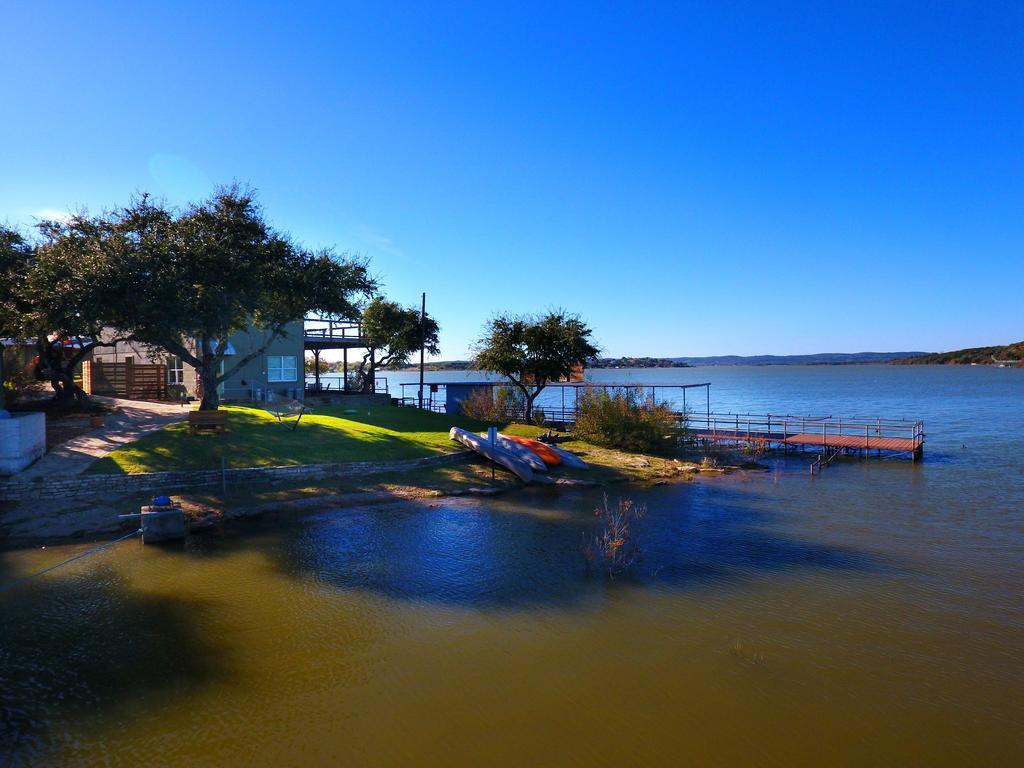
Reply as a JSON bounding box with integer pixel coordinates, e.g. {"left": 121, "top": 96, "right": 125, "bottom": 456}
{"left": 504, "top": 434, "right": 562, "bottom": 466}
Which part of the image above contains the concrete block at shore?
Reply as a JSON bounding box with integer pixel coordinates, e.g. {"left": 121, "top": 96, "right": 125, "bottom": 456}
{"left": 0, "top": 412, "right": 46, "bottom": 475}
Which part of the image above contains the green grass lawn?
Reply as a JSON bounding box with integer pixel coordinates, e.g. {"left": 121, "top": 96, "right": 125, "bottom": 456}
{"left": 87, "top": 405, "right": 491, "bottom": 474}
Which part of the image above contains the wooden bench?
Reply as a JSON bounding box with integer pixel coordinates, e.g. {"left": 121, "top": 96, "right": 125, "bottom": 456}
{"left": 188, "top": 410, "right": 228, "bottom": 435}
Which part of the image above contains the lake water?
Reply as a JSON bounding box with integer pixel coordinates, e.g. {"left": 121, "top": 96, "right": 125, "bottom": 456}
{"left": 3, "top": 366, "right": 1023, "bottom": 766}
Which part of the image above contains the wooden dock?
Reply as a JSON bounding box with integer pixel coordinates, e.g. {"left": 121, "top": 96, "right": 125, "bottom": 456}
{"left": 688, "top": 414, "right": 925, "bottom": 460}
{"left": 395, "top": 379, "right": 925, "bottom": 466}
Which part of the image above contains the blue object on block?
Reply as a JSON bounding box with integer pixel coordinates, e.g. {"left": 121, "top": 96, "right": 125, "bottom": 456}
{"left": 153, "top": 495, "right": 172, "bottom": 507}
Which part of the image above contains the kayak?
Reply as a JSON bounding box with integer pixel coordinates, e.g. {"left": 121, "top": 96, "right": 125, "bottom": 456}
{"left": 488, "top": 433, "right": 547, "bottom": 471}
{"left": 502, "top": 434, "right": 563, "bottom": 466}
{"left": 449, "top": 427, "right": 534, "bottom": 482}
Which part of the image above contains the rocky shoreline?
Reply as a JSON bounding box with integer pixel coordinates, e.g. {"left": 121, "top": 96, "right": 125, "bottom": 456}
{"left": 0, "top": 448, "right": 752, "bottom": 546}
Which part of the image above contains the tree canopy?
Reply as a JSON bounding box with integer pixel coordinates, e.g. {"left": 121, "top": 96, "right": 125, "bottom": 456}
{"left": 352, "top": 296, "right": 440, "bottom": 392}
{"left": 474, "top": 310, "right": 599, "bottom": 424}
{"left": 0, "top": 226, "right": 32, "bottom": 339}
{"left": 0, "top": 226, "right": 33, "bottom": 409}
{"left": 0, "top": 219, "right": 138, "bottom": 408}
{"left": 2, "top": 188, "right": 378, "bottom": 411}
{"left": 95, "top": 187, "right": 377, "bottom": 409}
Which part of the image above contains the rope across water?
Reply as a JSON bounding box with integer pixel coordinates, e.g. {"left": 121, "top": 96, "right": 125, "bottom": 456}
{"left": 0, "top": 527, "right": 143, "bottom": 594}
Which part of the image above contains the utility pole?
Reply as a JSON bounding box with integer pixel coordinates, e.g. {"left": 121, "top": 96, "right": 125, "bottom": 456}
{"left": 418, "top": 292, "right": 426, "bottom": 410}
{"left": 0, "top": 341, "right": 6, "bottom": 414}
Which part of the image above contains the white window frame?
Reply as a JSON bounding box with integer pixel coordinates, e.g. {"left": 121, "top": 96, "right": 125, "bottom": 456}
{"left": 167, "top": 355, "right": 184, "bottom": 385}
{"left": 267, "top": 355, "right": 297, "bottom": 382}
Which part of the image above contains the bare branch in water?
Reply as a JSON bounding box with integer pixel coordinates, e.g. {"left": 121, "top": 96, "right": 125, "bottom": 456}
{"left": 583, "top": 494, "right": 646, "bottom": 579}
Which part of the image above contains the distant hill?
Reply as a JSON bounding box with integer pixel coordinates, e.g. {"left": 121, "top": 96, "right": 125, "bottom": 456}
{"left": 406, "top": 360, "right": 474, "bottom": 372}
{"left": 892, "top": 341, "right": 1024, "bottom": 366}
{"left": 589, "top": 357, "right": 690, "bottom": 368}
{"left": 405, "top": 357, "right": 688, "bottom": 371}
{"left": 668, "top": 351, "right": 925, "bottom": 366}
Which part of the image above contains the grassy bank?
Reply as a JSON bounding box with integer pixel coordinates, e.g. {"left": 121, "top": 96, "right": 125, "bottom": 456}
{"left": 6, "top": 410, "right": 720, "bottom": 541}
{"left": 85, "top": 402, "right": 705, "bottom": 481}
{"left": 87, "top": 405, "right": 489, "bottom": 474}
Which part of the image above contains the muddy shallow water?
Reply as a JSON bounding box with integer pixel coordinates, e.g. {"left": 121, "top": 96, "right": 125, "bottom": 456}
{"left": 2, "top": 366, "right": 1023, "bottom": 766}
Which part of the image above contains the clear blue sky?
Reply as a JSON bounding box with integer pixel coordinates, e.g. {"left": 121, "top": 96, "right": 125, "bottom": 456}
{"left": 1, "top": 1, "right": 1021, "bottom": 359}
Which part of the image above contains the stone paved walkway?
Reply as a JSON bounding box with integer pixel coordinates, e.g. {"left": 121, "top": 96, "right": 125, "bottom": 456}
{"left": 15, "top": 396, "right": 189, "bottom": 479}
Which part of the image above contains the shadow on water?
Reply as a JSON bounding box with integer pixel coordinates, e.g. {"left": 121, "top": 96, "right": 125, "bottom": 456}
{"left": 0, "top": 560, "right": 230, "bottom": 762}
{"left": 178, "top": 481, "right": 889, "bottom": 610}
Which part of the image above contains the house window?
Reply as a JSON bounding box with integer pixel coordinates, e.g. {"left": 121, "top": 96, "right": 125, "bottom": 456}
{"left": 167, "top": 356, "right": 184, "bottom": 385}
{"left": 267, "top": 355, "right": 297, "bottom": 382}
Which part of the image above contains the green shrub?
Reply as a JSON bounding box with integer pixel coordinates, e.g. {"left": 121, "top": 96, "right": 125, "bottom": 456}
{"left": 2, "top": 346, "right": 36, "bottom": 404}
{"left": 573, "top": 386, "right": 677, "bottom": 452}
{"left": 459, "top": 386, "right": 525, "bottom": 422}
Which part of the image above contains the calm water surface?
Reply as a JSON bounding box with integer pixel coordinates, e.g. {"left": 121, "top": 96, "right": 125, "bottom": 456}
{"left": 2, "top": 366, "right": 1023, "bottom": 766}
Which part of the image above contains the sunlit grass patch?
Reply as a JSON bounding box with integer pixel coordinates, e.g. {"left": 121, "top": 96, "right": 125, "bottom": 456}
{"left": 87, "top": 405, "right": 489, "bottom": 474}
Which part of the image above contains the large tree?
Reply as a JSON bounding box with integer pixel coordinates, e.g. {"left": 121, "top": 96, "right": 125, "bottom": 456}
{"left": 474, "top": 311, "right": 599, "bottom": 424}
{"left": 0, "top": 220, "right": 136, "bottom": 410}
{"left": 0, "top": 226, "right": 32, "bottom": 410}
{"left": 99, "top": 187, "right": 376, "bottom": 409}
{"left": 351, "top": 296, "right": 440, "bottom": 392}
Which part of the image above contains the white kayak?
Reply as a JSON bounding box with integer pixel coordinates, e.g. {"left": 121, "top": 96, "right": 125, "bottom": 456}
{"left": 488, "top": 433, "right": 547, "bottom": 471}
{"left": 544, "top": 442, "right": 589, "bottom": 470}
{"left": 449, "top": 427, "right": 534, "bottom": 482}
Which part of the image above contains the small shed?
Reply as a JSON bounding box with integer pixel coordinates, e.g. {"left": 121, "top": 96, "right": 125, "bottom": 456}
{"left": 397, "top": 381, "right": 499, "bottom": 414}
{"left": 443, "top": 382, "right": 496, "bottom": 415}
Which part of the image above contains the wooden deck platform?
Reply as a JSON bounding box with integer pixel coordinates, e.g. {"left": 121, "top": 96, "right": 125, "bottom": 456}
{"left": 784, "top": 433, "right": 920, "bottom": 452}
{"left": 688, "top": 413, "right": 925, "bottom": 461}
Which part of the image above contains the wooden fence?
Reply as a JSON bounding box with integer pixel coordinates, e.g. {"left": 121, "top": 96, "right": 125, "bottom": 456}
{"left": 82, "top": 359, "right": 167, "bottom": 400}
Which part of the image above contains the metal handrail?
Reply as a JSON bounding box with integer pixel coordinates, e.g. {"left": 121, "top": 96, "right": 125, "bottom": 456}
{"left": 687, "top": 412, "right": 924, "bottom": 444}
{"left": 303, "top": 326, "right": 366, "bottom": 339}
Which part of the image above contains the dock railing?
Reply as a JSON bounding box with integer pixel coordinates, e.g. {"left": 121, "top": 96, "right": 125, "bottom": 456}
{"left": 303, "top": 320, "right": 366, "bottom": 343}
{"left": 686, "top": 412, "right": 924, "bottom": 455}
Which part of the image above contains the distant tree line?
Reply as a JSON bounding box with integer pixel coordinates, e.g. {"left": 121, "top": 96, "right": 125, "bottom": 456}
{"left": 893, "top": 341, "right": 1024, "bottom": 366}
{"left": 407, "top": 355, "right": 688, "bottom": 372}
{"left": 588, "top": 357, "right": 690, "bottom": 369}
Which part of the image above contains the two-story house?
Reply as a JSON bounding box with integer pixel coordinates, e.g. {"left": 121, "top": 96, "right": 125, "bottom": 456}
{"left": 91, "top": 321, "right": 306, "bottom": 402}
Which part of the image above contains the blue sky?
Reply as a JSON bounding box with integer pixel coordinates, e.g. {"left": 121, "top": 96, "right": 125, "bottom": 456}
{"left": 1, "top": 1, "right": 1021, "bottom": 359}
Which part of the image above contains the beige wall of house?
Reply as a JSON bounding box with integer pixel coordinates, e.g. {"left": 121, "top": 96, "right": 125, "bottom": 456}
{"left": 219, "top": 321, "right": 305, "bottom": 401}
{"left": 92, "top": 340, "right": 198, "bottom": 394}
{"left": 91, "top": 321, "right": 305, "bottom": 402}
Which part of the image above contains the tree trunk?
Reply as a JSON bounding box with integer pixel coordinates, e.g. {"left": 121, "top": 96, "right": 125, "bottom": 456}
{"left": 524, "top": 392, "right": 537, "bottom": 425}
{"left": 197, "top": 354, "right": 221, "bottom": 411}
{"left": 62, "top": 373, "right": 90, "bottom": 409}
{"left": 34, "top": 341, "right": 91, "bottom": 411}
{"left": 48, "top": 370, "right": 88, "bottom": 410}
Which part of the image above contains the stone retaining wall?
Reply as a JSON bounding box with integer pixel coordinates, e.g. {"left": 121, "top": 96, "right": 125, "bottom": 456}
{"left": 0, "top": 451, "right": 473, "bottom": 501}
